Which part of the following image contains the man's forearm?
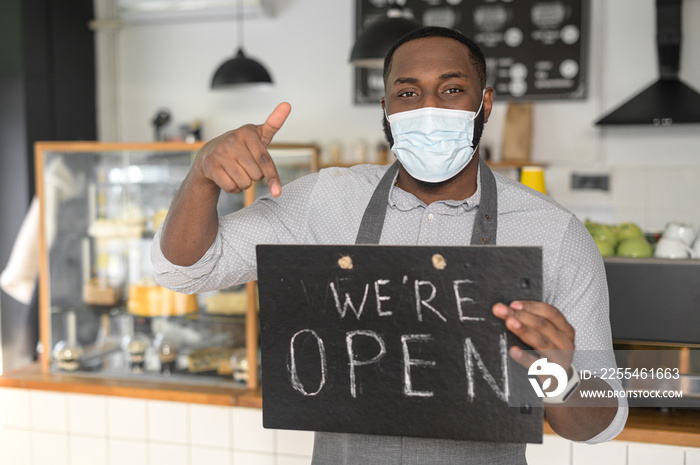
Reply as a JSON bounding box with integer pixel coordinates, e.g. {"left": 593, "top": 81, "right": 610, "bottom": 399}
{"left": 160, "top": 166, "right": 221, "bottom": 266}
{"left": 544, "top": 377, "right": 618, "bottom": 441}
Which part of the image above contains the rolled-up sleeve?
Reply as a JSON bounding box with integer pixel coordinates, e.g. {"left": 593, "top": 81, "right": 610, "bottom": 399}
{"left": 150, "top": 227, "right": 232, "bottom": 294}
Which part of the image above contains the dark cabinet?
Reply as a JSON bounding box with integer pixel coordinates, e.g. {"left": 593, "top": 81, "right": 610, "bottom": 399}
{"left": 605, "top": 257, "right": 700, "bottom": 345}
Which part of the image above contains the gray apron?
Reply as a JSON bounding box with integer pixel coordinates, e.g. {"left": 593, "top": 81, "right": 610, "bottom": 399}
{"left": 355, "top": 157, "right": 498, "bottom": 246}
{"left": 312, "top": 158, "right": 527, "bottom": 464}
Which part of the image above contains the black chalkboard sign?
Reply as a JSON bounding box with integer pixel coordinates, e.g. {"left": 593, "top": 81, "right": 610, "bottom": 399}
{"left": 257, "top": 245, "right": 544, "bottom": 443}
{"left": 354, "top": 0, "right": 589, "bottom": 103}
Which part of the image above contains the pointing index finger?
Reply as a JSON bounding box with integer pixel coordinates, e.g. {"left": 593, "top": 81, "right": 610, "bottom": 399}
{"left": 255, "top": 103, "right": 291, "bottom": 197}
{"left": 258, "top": 102, "right": 291, "bottom": 146}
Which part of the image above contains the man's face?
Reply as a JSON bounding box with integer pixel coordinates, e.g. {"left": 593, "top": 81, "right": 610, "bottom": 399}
{"left": 381, "top": 36, "right": 493, "bottom": 149}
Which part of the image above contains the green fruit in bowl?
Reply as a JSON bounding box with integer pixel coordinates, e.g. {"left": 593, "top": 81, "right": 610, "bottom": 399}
{"left": 616, "top": 222, "right": 644, "bottom": 242}
{"left": 584, "top": 219, "right": 602, "bottom": 233}
{"left": 587, "top": 223, "right": 618, "bottom": 248}
{"left": 595, "top": 239, "right": 616, "bottom": 257}
{"left": 616, "top": 237, "right": 653, "bottom": 258}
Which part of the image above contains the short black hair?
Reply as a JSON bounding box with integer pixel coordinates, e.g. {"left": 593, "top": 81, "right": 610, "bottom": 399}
{"left": 383, "top": 26, "right": 487, "bottom": 89}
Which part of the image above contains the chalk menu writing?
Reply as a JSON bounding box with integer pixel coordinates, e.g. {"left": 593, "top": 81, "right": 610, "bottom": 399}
{"left": 355, "top": 0, "right": 589, "bottom": 103}
{"left": 257, "top": 245, "right": 543, "bottom": 443}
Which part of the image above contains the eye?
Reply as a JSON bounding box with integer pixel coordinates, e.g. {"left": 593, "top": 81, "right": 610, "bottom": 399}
{"left": 444, "top": 87, "right": 463, "bottom": 94}
{"left": 398, "top": 90, "right": 418, "bottom": 98}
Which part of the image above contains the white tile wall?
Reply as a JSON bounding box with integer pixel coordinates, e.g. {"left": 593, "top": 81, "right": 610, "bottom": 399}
{"left": 686, "top": 448, "right": 700, "bottom": 465}
{"left": 148, "top": 399, "right": 188, "bottom": 444}
{"left": 0, "top": 386, "right": 31, "bottom": 429}
{"left": 526, "top": 434, "right": 572, "bottom": 465}
{"left": 231, "top": 450, "right": 275, "bottom": 465}
{"left": 2, "top": 387, "right": 699, "bottom": 465}
{"left": 231, "top": 407, "right": 274, "bottom": 454}
{"left": 32, "top": 431, "right": 69, "bottom": 465}
{"left": 0, "top": 427, "right": 31, "bottom": 465}
{"left": 68, "top": 393, "right": 107, "bottom": 437}
{"left": 149, "top": 442, "right": 189, "bottom": 465}
{"left": 0, "top": 386, "right": 311, "bottom": 465}
{"left": 612, "top": 206, "right": 648, "bottom": 230}
{"left": 277, "top": 428, "right": 315, "bottom": 457}
{"left": 107, "top": 397, "right": 148, "bottom": 440}
{"left": 189, "top": 404, "right": 231, "bottom": 449}
{"left": 277, "top": 456, "right": 313, "bottom": 465}
{"left": 649, "top": 170, "right": 700, "bottom": 213}
{"left": 627, "top": 443, "right": 686, "bottom": 465}
{"left": 572, "top": 440, "right": 627, "bottom": 465}
{"left": 110, "top": 438, "right": 149, "bottom": 465}
{"left": 30, "top": 390, "right": 68, "bottom": 433}
{"left": 550, "top": 164, "right": 700, "bottom": 232}
{"left": 69, "top": 435, "right": 108, "bottom": 465}
{"left": 648, "top": 207, "right": 696, "bottom": 232}
{"left": 190, "top": 445, "right": 230, "bottom": 465}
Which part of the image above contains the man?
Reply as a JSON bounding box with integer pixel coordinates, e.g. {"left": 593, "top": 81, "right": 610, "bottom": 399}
{"left": 153, "top": 26, "right": 627, "bottom": 464}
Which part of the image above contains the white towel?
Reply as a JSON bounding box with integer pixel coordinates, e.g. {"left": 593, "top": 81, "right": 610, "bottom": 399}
{"left": 0, "top": 156, "right": 80, "bottom": 304}
{"left": 0, "top": 196, "right": 40, "bottom": 304}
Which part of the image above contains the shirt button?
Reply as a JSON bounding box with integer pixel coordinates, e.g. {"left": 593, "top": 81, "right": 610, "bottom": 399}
{"left": 427, "top": 213, "right": 435, "bottom": 221}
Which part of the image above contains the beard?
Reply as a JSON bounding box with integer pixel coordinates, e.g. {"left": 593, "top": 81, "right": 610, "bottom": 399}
{"left": 382, "top": 108, "right": 486, "bottom": 190}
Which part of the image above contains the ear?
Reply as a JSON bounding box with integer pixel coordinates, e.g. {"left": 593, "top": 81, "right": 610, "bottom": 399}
{"left": 483, "top": 87, "right": 495, "bottom": 123}
{"left": 380, "top": 97, "right": 386, "bottom": 111}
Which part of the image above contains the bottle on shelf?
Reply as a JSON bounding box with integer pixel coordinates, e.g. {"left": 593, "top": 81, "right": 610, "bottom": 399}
{"left": 52, "top": 310, "right": 84, "bottom": 372}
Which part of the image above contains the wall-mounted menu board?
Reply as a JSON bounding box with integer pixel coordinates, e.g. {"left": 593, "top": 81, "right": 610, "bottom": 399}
{"left": 354, "top": 0, "right": 589, "bottom": 104}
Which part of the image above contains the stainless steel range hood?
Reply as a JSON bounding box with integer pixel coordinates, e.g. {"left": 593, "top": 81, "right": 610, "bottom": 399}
{"left": 596, "top": 0, "right": 700, "bottom": 126}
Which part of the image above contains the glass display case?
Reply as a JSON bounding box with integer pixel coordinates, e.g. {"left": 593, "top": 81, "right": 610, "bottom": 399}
{"left": 35, "top": 142, "right": 319, "bottom": 389}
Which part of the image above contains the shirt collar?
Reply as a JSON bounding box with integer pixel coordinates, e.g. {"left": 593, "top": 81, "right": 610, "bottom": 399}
{"left": 388, "top": 162, "right": 483, "bottom": 212}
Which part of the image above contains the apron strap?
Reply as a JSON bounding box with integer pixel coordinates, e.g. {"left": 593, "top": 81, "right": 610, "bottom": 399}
{"left": 470, "top": 156, "right": 498, "bottom": 246}
{"left": 355, "top": 161, "right": 399, "bottom": 245}
{"left": 355, "top": 157, "right": 498, "bottom": 246}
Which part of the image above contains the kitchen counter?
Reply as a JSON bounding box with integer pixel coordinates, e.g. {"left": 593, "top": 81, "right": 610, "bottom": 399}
{"left": 2, "top": 363, "right": 699, "bottom": 447}
{"left": 0, "top": 363, "right": 248, "bottom": 406}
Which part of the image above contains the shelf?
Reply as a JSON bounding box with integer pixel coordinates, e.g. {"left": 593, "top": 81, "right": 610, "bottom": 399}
{"left": 0, "top": 363, "right": 249, "bottom": 406}
{"left": 50, "top": 305, "right": 247, "bottom": 324}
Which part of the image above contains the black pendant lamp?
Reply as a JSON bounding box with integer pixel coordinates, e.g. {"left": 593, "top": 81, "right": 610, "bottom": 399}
{"left": 350, "top": 7, "right": 421, "bottom": 69}
{"left": 211, "top": 0, "right": 273, "bottom": 89}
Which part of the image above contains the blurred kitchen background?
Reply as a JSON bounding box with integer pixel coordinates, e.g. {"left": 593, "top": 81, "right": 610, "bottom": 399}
{"left": 2, "top": 3, "right": 700, "bottom": 464}
{"left": 2, "top": 0, "right": 700, "bottom": 368}
{"left": 98, "top": 0, "right": 700, "bottom": 230}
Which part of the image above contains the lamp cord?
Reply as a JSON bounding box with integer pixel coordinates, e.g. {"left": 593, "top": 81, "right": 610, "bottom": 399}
{"left": 237, "top": 0, "right": 244, "bottom": 50}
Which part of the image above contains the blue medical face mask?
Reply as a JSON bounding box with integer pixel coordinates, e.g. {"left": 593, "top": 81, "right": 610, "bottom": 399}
{"left": 386, "top": 90, "right": 485, "bottom": 183}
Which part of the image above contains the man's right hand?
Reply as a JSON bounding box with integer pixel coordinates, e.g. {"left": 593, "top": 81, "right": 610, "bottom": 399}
{"left": 196, "top": 102, "right": 292, "bottom": 197}
{"left": 159, "top": 102, "right": 291, "bottom": 266}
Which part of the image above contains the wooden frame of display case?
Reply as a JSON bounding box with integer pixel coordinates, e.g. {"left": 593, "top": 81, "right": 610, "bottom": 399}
{"left": 34, "top": 141, "right": 319, "bottom": 390}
